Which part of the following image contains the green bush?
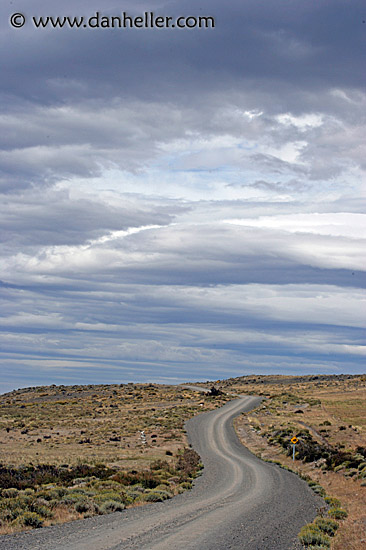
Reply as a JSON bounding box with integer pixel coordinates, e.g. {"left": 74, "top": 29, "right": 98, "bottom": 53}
{"left": 16, "top": 511, "right": 44, "bottom": 528}
{"left": 324, "top": 496, "right": 341, "bottom": 507}
{"left": 306, "top": 546, "right": 331, "bottom": 549}
{"left": 68, "top": 487, "right": 89, "bottom": 495}
{"left": 74, "top": 500, "right": 90, "bottom": 513}
{"left": 314, "top": 517, "right": 338, "bottom": 536}
{"left": 298, "top": 525, "right": 331, "bottom": 547}
{"left": 150, "top": 459, "right": 171, "bottom": 472}
{"left": 143, "top": 490, "right": 172, "bottom": 502}
{"left": 94, "top": 491, "right": 125, "bottom": 504}
{"left": 178, "top": 480, "right": 191, "bottom": 490}
{"left": 22, "top": 488, "right": 35, "bottom": 495}
{"left": 99, "top": 500, "right": 125, "bottom": 513}
{"left": 74, "top": 500, "right": 99, "bottom": 514}
{"left": 123, "top": 488, "right": 142, "bottom": 503}
{"left": 111, "top": 471, "right": 160, "bottom": 489}
{"left": 28, "top": 502, "right": 53, "bottom": 518}
{"left": 0, "top": 505, "right": 23, "bottom": 522}
{"left": 345, "top": 468, "right": 358, "bottom": 477}
{"left": 59, "top": 493, "right": 85, "bottom": 506}
{"left": 313, "top": 486, "right": 326, "bottom": 496}
{"left": 153, "top": 489, "right": 172, "bottom": 499}
{"left": 92, "top": 479, "right": 122, "bottom": 491}
{"left": 1, "top": 488, "right": 19, "bottom": 498}
{"left": 48, "top": 498, "right": 62, "bottom": 509}
{"left": 328, "top": 507, "right": 348, "bottom": 519}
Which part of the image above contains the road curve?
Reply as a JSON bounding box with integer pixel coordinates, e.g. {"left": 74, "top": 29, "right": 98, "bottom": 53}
{"left": 0, "top": 396, "right": 321, "bottom": 550}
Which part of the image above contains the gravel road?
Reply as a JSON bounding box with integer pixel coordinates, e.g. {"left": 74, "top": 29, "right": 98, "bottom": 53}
{"left": 0, "top": 396, "right": 322, "bottom": 550}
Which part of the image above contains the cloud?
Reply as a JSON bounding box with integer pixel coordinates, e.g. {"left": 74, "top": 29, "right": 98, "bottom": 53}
{"left": 1, "top": 0, "right": 365, "bottom": 389}
{"left": 0, "top": 186, "right": 183, "bottom": 248}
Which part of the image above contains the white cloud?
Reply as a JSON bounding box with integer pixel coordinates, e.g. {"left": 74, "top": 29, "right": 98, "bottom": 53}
{"left": 276, "top": 113, "right": 323, "bottom": 129}
{"left": 224, "top": 213, "right": 366, "bottom": 239}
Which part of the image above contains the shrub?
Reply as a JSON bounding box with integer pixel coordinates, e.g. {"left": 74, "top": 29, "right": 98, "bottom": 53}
{"left": 94, "top": 491, "right": 125, "bottom": 504}
{"left": 345, "top": 468, "right": 358, "bottom": 477}
{"left": 48, "top": 499, "right": 62, "bottom": 509}
{"left": 180, "top": 481, "right": 192, "bottom": 489}
{"left": 328, "top": 507, "right": 348, "bottom": 519}
{"left": 1, "top": 505, "right": 23, "bottom": 522}
{"left": 153, "top": 489, "right": 172, "bottom": 499}
{"left": 150, "top": 459, "right": 170, "bottom": 472}
{"left": 68, "top": 487, "right": 89, "bottom": 495}
{"left": 0, "top": 463, "right": 115, "bottom": 490}
{"left": 74, "top": 500, "right": 90, "bottom": 513}
{"left": 324, "top": 496, "right": 341, "bottom": 508}
{"left": 314, "top": 517, "right": 338, "bottom": 536}
{"left": 298, "top": 525, "right": 331, "bottom": 547}
{"left": 59, "top": 494, "right": 85, "bottom": 506}
{"left": 310, "top": 484, "right": 326, "bottom": 496}
{"left": 17, "top": 511, "right": 44, "bottom": 528}
{"left": 99, "top": 500, "right": 125, "bottom": 513}
{"left": 1, "top": 488, "right": 19, "bottom": 498}
{"left": 74, "top": 500, "right": 99, "bottom": 514}
{"left": 143, "top": 492, "right": 164, "bottom": 502}
{"left": 22, "top": 488, "right": 35, "bottom": 496}
{"left": 111, "top": 471, "right": 160, "bottom": 489}
{"left": 176, "top": 448, "right": 200, "bottom": 478}
{"left": 28, "top": 502, "right": 53, "bottom": 518}
{"left": 306, "top": 546, "right": 331, "bottom": 549}
{"left": 92, "top": 479, "right": 122, "bottom": 491}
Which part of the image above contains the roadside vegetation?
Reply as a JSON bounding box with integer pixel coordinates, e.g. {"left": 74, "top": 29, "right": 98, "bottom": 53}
{"left": 227, "top": 374, "right": 366, "bottom": 550}
{"left": 1, "top": 374, "right": 365, "bottom": 548}
{"left": 0, "top": 383, "right": 227, "bottom": 534}
{"left": 0, "top": 448, "right": 201, "bottom": 533}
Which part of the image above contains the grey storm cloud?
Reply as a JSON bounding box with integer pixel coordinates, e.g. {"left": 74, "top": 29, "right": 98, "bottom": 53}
{"left": 1, "top": 95, "right": 365, "bottom": 192}
{"left": 1, "top": 0, "right": 365, "bottom": 190}
{"left": 1, "top": 0, "right": 365, "bottom": 102}
{"left": 0, "top": 187, "right": 184, "bottom": 248}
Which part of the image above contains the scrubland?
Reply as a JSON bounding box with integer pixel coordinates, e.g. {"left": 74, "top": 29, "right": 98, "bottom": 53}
{"left": 225, "top": 374, "right": 366, "bottom": 550}
{"left": 0, "top": 382, "right": 228, "bottom": 534}
{"left": 1, "top": 374, "right": 365, "bottom": 550}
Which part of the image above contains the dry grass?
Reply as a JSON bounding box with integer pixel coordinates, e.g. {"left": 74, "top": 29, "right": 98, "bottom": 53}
{"left": 1, "top": 375, "right": 365, "bottom": 546}
{"left": 0, "top": 383, "right": 229, "bottom": 468}
{"left": 0, "top": 505, "right": 83, "bottom": 535}
{"left": 0, "top": 382, "right": 227, "bottom": 534}
{"left": 230, "top": 374, "right": 366, "bottom": 550}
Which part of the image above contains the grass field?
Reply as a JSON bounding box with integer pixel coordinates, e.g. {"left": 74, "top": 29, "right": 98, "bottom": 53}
{"left": 225, "top": 374, "right": 366, "bottom": 550}
{"left": 0, "top": 374, "right": 365, "bottom": 548}
{"left": 0, "top": 382, "right": 229, "bottom": 533}
{"left": 0, "top": 383, "right": 229, "bottom": 468}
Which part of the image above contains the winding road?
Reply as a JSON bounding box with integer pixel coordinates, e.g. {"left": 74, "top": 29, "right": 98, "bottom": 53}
{"left": 0, "top": 396, "right": 321, "bottom": 550}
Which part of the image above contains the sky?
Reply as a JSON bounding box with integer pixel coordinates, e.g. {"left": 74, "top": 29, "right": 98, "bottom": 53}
{"left": 1, "top": 0, "right": 365, "bottom": 393}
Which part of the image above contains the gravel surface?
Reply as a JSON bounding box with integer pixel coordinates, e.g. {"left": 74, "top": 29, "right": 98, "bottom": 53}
{"left": 0, "top": 396, "right": 322, "bottom": 550}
